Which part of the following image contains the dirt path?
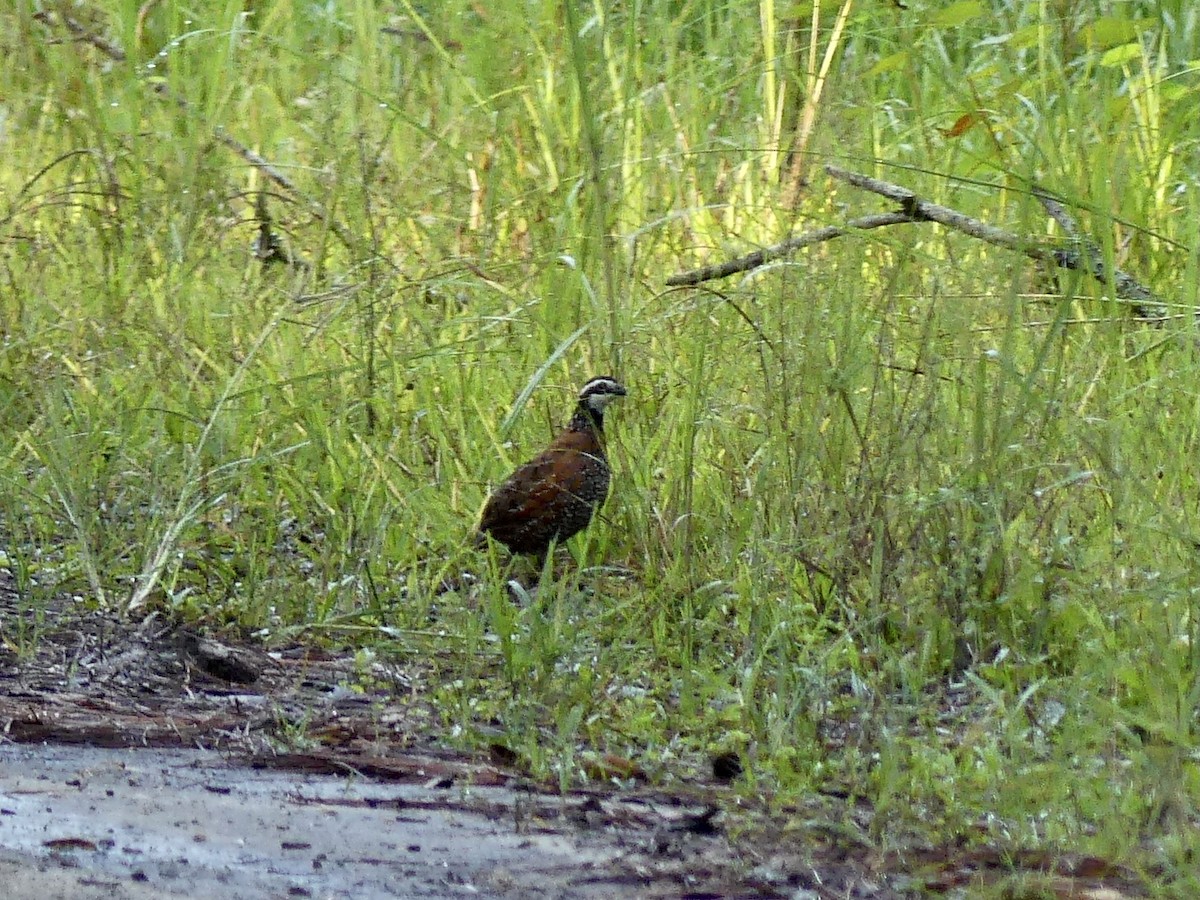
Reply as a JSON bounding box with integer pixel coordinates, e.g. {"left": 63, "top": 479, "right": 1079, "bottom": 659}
{"left": 0, "top": 576, "right": 795, "bottom": 897}
{"left": 0, "top": 744, "right": 667, "bottom": 898}
{"left": 0, "top": 571, "right": 1151, "bottom": 897}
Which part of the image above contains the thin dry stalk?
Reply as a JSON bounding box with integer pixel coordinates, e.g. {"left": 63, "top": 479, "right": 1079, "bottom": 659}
{"left": 782, "top": 0, "right": 855, "bottom": 207}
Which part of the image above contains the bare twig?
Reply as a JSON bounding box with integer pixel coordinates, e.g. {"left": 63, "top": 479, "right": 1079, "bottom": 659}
{"left": 1030, "top": 187, "right": 1161, "bottom": 318}
{"left": 1031, "top": 187, "right": 1082, "bottom": 236}
{"left": 825, "top": 166, "right": 1165, "bottom": 319}
{"left": 665, "top": 211, "right": 914, "bottom": 286}
{"left": 667, "top": 164, "right": 1167, "bottom": 321}
{"left": 37, "top": 7, "right": 127, "bottom": 60}
{"left": 825, "top": 165, "right": 1037, "bottom": 253}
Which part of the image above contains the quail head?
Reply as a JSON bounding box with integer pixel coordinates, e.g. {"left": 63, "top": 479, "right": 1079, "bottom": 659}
{"left": 476, "top": 376, "right": 627, "bottom": 556}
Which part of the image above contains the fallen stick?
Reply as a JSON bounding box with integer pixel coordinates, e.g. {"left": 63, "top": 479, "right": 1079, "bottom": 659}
{"left": 1028, "top": 186, "right": 1160, "bottom": 319}
{"left": 668, "top": 164, "right": 1167, "bottom": 321}
{"left": 827, "top": 166, "right": 1164, "bottom": 319}
{"left": 665, "top": 211, "right": 915, "bottom": 286}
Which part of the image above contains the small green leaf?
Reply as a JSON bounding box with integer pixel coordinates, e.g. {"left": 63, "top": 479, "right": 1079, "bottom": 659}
{"left": 1105, "top": 95, "right": 1131, "bottom": 119}
{"left": 866, "top": 50, "right": 909, "bottom": 77}
{"left": 1082, "top": 16, "right": 1155, "bottom": 50}
{"left": 1009, "top": 23, "right": 1044, "bottom": 50}
{"left": 1098, "top": 42, "right": 1142, "bottom": 67}
{"left": 930, "top": 1, "right": 984, "bottom": 28}
{"left": 992, "top": 76, "right": 1029, "bottom": 100}
{"left": 1159, "top": 82, "right": 1195, "bottom": 105}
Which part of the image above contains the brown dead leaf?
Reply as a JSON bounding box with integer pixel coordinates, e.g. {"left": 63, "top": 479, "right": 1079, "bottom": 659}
{"left": 940, "top": 113, "right": 979, "bottom": 138}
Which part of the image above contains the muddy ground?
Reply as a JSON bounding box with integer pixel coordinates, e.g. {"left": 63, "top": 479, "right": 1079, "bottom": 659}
{"left": 0, "top": 568, "right": 1147, "bottom": 898}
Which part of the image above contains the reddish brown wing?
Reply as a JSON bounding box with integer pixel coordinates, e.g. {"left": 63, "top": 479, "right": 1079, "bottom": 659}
{"left": 479, "top": 430, "right": 608, "bottom": 551}
{"left": 480, "top": 432, "right": 603, "bottom": 525}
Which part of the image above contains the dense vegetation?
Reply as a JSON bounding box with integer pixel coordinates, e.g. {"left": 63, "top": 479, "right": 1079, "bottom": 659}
{"left": 3, "top": 0, "right": 1199, "bottom": 888}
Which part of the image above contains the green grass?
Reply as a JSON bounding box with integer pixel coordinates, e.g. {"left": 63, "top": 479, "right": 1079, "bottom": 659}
{"left": 4, "top": 0, "right": 1200, "bottom": 888}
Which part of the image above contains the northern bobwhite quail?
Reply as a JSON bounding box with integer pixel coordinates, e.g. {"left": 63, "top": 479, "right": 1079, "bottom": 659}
{"left": 477, "top": 376, "right": 627, "bottom": 556}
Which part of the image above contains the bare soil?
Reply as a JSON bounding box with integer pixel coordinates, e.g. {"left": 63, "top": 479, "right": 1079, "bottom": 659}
{"left": 0, "top": 568, "right": 1149, "bottom": 898}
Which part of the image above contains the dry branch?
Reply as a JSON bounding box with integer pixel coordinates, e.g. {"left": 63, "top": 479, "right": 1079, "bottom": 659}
{"left": 1030, "top": 187, "right": 1161, "bottom": 318}
{"left": 665, "top": 211, "right": 914, "bottom": 286}
{"left": 827, "top": 166, "right": 1165, "bottom": 319}
{"left": 668, "top": 164, "right": 1167, "bottom": 321}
